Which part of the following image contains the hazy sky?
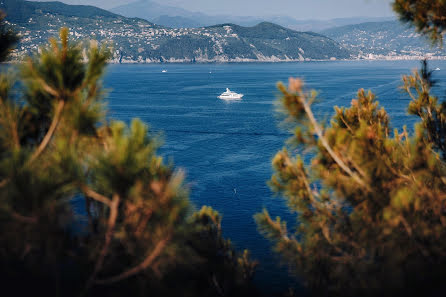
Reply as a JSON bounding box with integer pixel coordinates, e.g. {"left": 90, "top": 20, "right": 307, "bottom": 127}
{"left": 30, "top": 0, "right": 395, "bottom": 19}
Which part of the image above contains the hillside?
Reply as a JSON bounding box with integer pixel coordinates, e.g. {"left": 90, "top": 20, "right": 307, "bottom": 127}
{"left": 2, "top": 0, "right": 351, "bottom": 63}
{"left": 1, "top": 0, "right": 119, "bottom": 23}
{"left": 322, "top": 20, "right": 445, "bottom": 58}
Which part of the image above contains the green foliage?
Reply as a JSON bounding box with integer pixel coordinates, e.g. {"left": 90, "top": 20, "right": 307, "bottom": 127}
{"left": 393, "top": 0, "right": 446, "bottom": 44}
{"left": 0, "top": 12, "right": 18, "bottom": 61}
{"left": 404, "top": 59, "right": 446, "bottom": 159}
{"left": 257, "top": 4, "right": 446, "bottom": 295}
{"left": 1, "top": 0, "right": 119, "bottom": 24}
{"left": 0, "top": 27, "right": 257, "bottom": 297}
{"left": 256, "top": 75, "right": 446, "bottom": 296}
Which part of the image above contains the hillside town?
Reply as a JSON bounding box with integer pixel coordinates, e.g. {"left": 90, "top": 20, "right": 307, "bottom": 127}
{"left": 5, "top": 3, "right": 446, "bottom": 63}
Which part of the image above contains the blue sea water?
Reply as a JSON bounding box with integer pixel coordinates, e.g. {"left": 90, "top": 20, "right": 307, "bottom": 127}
{"left": 103, "top": 60, "right": 446, "bottom": 293}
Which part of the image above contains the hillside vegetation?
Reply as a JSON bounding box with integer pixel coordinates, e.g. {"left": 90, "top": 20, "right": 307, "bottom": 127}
{"left": 2, "top": 0, "right": 351, "bottom": 63}
{"left": 322, "top": 20, "right": 445, "bottom": 58}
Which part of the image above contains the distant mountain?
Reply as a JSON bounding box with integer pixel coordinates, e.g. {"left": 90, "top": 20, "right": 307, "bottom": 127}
{"left": 110, "top": 0, "right": 394, "bottom": 31}
{"left": 110, "top": 0, "right": 264, "bottom": 28}
{"left": 322, "top": 20, "right": 445, "bottom": 58}
{"left": 151, "top": 15, "right": 202, "bottom": 28}
{"left": 285, "top": 17, "right": 396, "bottom": 32}
{"left": 110, "top": 0, "right": 193, "bottom": 22}
{"left": 2, "top": 0, "right": 351, "bottom": 63}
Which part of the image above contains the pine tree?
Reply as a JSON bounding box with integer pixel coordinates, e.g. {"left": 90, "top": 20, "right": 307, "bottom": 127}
{"left": 0, "top": 24, "right": 257, "bottom": 297}
{"left": 393, "top": 0, "right": 446, "bottom": 44}
{"left": 255, "top": 2, "right": 446, "bottom": 296}
{"left": 0, "top": 13, "right": 17, "bottom": 61}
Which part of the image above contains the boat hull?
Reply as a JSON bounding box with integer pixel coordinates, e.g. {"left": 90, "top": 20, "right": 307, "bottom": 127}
{"left": 218, "top": 94, "right": 244, "bottom": 100}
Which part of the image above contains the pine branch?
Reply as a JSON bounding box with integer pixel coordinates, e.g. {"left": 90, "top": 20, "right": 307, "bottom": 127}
{"left": 135, "top": 208, "right": 153, "bottom": 237}
{"left": 297, "top": 88, "right": 371, "bottom": 191}
{"left": 212, "top": 274, "right": 225, "bottom": 297}
{"left": 0, "top": 99, "right": 20, "bottom": 149}
{"left": 0, "top": 178, "right": 9, "bottom": 188}
{"left": 81, "top": 185, "right": 112, "bottom": 206}
{"left": 11, "top": 211, "right": 38, "bottom": 224}
{"left": 85, "top": 194, "right": 120, "bottom": 290}
{"left": 95, "top": 235, "right": 171, "bottom": 285}
{"left": 29, "top": 100, "right": 65, "bottom": 164}
{"left": 25, "top": 60, "right": 60, "bottom": 98}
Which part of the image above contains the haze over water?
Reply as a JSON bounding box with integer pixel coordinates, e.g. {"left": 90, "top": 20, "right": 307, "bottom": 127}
{"left": 103, "top": 60, "right": 446, "bottom": 292}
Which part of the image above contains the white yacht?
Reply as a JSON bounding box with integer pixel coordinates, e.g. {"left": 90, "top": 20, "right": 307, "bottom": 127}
{"left": 161, "top": 69, "right": 167, "bottom": 73}
{"left": 218, "top": 88, "right": 243, "bottom": 100}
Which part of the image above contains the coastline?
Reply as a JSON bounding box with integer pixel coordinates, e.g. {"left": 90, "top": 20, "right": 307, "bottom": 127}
{"left": 5, "top": 55, "right": 446, "bottom": 65}
{"left": 96, "top": 55, "right": 446, "bottom": 64}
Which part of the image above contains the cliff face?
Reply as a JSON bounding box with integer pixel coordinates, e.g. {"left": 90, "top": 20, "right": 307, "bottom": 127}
{"left": 3, "top": 0, "right": 352, "bottom": 62}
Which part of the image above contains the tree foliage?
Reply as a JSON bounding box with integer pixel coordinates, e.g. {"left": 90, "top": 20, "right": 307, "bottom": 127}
{"left": 0, "top": 25, "right": 257, "bottom": 297}
{"left": 405, "top": 59, "right": 446, "bottom": 159}
{"left": 0, "top": 12, "right": 18, "bottom": 61}
{"left": 255, "top": 3, "right": 446, "bottom": 296}
{"left": 256, "top": 72, "right": 446, "bottom": 296}
{"left": 393, "top": 0, "right": 446, "bottom": 44}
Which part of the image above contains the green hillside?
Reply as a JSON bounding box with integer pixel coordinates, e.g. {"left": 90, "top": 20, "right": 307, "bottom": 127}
{"left": 322, "top": 20, "right": 445, "bottom": 57}
{"left": 2, "top": 0, "right": 351, "bottom": 62}
{"left": 1, "top": 0, "right": 118, "bottom": 23}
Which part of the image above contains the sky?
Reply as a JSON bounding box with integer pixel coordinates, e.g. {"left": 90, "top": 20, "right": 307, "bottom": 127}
{"left": 30, "top": 0, "right": 395, "bottom": 19}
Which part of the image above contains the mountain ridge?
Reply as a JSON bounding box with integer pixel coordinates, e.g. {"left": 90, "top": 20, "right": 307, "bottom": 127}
{"left": 1, "top": 0, "right": 120, "bottom": 22}
{"left": 2, "top": 0, "right": 352, "bottom": 63}
{"left": 322, "top": 20, "right": 445, "bottom": 58}
{"left": 109, "top": 0, "right": 395, "bottom": 31}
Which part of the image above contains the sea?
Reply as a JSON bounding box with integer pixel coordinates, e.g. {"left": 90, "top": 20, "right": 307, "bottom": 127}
{"left": 103, "top": 60, "right": 446, "bottom": 293}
